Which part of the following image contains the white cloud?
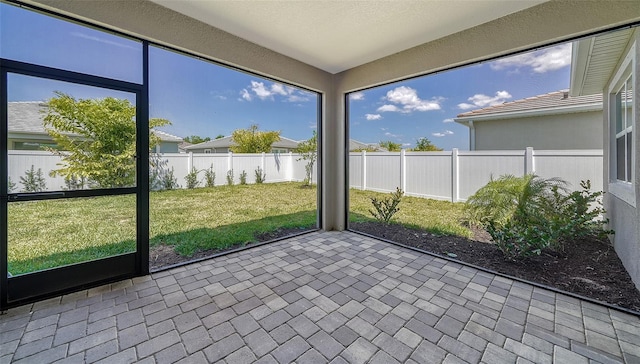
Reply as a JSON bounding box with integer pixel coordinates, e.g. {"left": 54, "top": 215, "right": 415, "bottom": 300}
{"left": 242, "top": 80, "right": 312, "bottom": 102}
{"left": 366, "top": 114, "right": 382, "bottom": 120}
{"left": 458, "top": 90, "right": 512, "bottom": 110}
{"left": 250, "top": 81, "right": 272, "bottom": 99}
{"left": 240, "top": 89, "right": 252, "bottom": 101}
{"left": 270, "top": 83, "right": 289, "bottom": 96}
{"left": 490, "top": 43, "right": 571, "bottom": 73}
{"left": 379, "top": 86, "right": 442, "bottom": 113}
{"left": 402, "top": 143, "right": 411, "bottom": 147}
{"left": 443, "top": 118, "right": 454, "bottom": 123}
{"left": 432, "top": 132, "right": 445, "bottom": 137}
{"left": 444, "top": 130, "right": 454, "bottom": 135}
{"left": 385, "top": 132, "right": 400, "bottom": 138}
{"left": 377, "top": 104, "right": 400, "bottom": 112}
{"left": 350, "top": 92, "right": 365, "bottom": 101}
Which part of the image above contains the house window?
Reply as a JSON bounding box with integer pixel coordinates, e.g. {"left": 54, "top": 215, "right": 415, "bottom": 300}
{"left": 615, "top": 76, "right": 633, "bottom": 183}
{"left": 204, "top": 149, "right": 212, "bottom": 154}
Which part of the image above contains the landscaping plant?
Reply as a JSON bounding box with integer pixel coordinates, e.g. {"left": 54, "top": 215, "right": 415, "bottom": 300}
{"left": 8, "top": 177, "right": 16, "bottom": 193}
{"left": 20, "top": 165, "right": 47, "bottom": 192}
{"left": 239, "top": 170, "right": 247, "bottom": 185}
{"left": 254, "top": 166, "right": 266, "bottom": 184}
{"left": 296, "top": 131, "right": 317, "bottom": 187}
{"left": 466, "top": 174, "right": 613, "bottom": 258}
{"left": 160, "top": 167, "right": 179, "bottom": 190}
{"left": 185, "top": 167, "right": 200, "bottom": 189}
{"left": 204, "top": 165, "right": 216, "bottom": 187}
{"left": 369, "top": 187, "right": 404, "bottom": 224}
{"left": 226, "top": 169, "right": 234, "bottom": 186}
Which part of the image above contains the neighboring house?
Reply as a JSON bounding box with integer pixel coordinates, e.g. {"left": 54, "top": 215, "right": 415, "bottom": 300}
{"left": 349, "top": 139, "right": 387, "bottom": 152}
{"left": 183, "top": 135, "right": 300, "bottom": 153}
{"left": 570, "top": 28, "right": 640, "bottom": 289}
{"left": 454, "top": 90, "right": 603, "bottom": 150}
{"left": 7, "top": 101, "right": 183, "bottom": 153}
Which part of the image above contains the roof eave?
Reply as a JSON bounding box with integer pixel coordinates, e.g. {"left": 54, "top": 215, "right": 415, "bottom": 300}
{"left": 454, "top": 102, "right": 602, "bottom": 124}
{"left": 569, "top": 38, "right": 593, "bottom": 97}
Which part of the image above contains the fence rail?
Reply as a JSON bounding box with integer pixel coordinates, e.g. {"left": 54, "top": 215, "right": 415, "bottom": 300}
{"left": 349, "top": 148, "right": 603, "bottom": 202}
{"left": 8, "top": 148, "right": 603, "bottom": 202}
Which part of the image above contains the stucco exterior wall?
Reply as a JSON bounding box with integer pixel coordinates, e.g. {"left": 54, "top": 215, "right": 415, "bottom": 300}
{"left": 603, "top": 30, "right": 640, "bottom": 289}
{"left": 473, "top": 111, "right": 603, "bottom": 150}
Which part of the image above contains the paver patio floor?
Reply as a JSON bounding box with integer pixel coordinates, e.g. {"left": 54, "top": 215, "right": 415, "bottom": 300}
{"left": 1, "top": 231, "right": 639, "bottom": 363}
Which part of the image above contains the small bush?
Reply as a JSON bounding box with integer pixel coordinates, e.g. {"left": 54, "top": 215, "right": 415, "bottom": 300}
{"left": 255, "top": 166, "right": 266, "bottom": 184}
{"left": 8, "top": 177, "right": 16, "bottom": 193}
{"left": 226, "top": 169, "right": 234, "bottom": 186}
{"left": 466, "top": 174, "right": 613, "bottom": 259}
{"left": 239, "top": 170, "right": 247, "bottom": 185}
{"left": 63, "top": 175, "right": 86, "bottom": 190}
{"left": 185, "top": 167, "right": 200, "bottom": 189}
{"left": 160, "top": 167, "right": 179, "bottom": 190}
{"left": 369, "top": 187, "right": 404, "bottom": 224}
{"left": 20, "top": 165, "right": 47, "bottom": 192}
{"left": 204, "top": 165, "right": 215, "bottom": 187}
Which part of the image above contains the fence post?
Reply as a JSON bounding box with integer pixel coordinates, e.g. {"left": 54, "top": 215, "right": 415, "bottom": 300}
{"left": 228, "top": 151, "right": 233, "bottom": 173}
{"left": 261, "top": 152, "right": 266, "bottom": 177}
{"left": 288, "top": 152, "right": 293, "bottom": 182}
{"left": 187, "top": 152, "right": 193, "bottom": 173}
{"left": 361, "top": 150, "right": 367, "bottom": 190}
{"left": 525, "top": 147, "right": 534, "bottom": 174}
{"left": 451, "top": 148, "right": 459, "bottom": 202}
{"left": 400, "top": 149, "right": 406, "bottom": 192}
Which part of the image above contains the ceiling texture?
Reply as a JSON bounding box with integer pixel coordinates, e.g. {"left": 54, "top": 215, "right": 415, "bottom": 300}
{"left": 150, "top": 0, "right": 548, "bottom": 74}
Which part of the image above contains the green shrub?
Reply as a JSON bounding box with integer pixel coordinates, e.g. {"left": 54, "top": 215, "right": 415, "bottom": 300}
{"left": 239, "top": 170, "right": 247, "bottom": 185}
{"left": 226, "top": 169, "right": 234, "bottom": 186}
{"left": 204, "top": 165, "right": 215, "bottom": 187}
{"left": 466, "top": 174, "right": 613, "bottom": 258}
{"left": 8, "top": 177, "right": 16, "bottom": 193}
{"left": 20, "top": 165, "right": 47, "bottom": 192}
{"left": 160, "top": 167, "right": 179, "bottom": 190}
{"left": 255, "top": 166, "right": 266, "bottom": 184}
{"left": 369, "top": 187, "right": 404, "bottom": 224}
{"left": 64, "top": 175, "right": 86, "bottom": 190}
{"left": 185, "top": 167, "right": 200, "bottom": 189}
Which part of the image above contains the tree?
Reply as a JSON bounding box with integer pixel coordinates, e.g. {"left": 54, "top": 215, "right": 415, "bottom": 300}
{"left": 411, "top": 137, "right": 442, "bottom": 151}
{"left": 230, "top": 124, "right": 280, "bottom": 153}
{"left": 296, "top": 131, "right": 317, "bottom": 186}
{"left": 183, "top": 135, "right": 211, "bottom": 144}
{"left": 215, "top": 134, "right": 225, "bottom": 139}
{"left": 44, "top": 92, "right": 170, "bottom": 188}
{"left": 379, "top": 140, "right": 401, "bottom": 152}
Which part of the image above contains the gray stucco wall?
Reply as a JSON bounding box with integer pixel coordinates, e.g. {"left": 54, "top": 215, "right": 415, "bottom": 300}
{"left": 603, "top": 30, "right": 640, "bottom": 289}
{"left": 26, "top": 0, "right": 640, "bottom": 232}
{"left": 473, "top": 111, "right": 603, "bottom": 150}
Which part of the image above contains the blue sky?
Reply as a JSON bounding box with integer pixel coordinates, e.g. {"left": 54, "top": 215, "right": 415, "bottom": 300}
{"left": 2, "top": 2, "right": 571, "bottom": 150}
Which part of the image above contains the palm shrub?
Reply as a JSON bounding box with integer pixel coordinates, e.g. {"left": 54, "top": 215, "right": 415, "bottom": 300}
{"left": 369, "top": 187, "right": 404, "bottom": 224}
{"left": 466, "top": 174, "right": 612, "bottom": 258}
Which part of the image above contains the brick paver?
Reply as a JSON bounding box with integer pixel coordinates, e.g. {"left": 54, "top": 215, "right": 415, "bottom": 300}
{"left": 1, "top": 231, "right": 639, "bottom": 363}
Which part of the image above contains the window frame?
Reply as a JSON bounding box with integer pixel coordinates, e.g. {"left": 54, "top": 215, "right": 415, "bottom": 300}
{"left": 608, "top": 42, "right": 636, "bottom": 207}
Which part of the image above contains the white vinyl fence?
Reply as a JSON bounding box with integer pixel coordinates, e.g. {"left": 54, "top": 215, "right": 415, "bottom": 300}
{"left": 7, "top": 151, "right": 314, "bottom": 191}
{"left": 8, "top": 148, "right": 602, "bottom": 202}
{"left": 349, "top": 148, "right": 603, "bottom": 202}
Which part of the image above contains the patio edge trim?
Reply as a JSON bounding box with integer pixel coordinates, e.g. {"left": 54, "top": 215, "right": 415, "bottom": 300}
{"left": 349, "top": 229, "right": 640, "bottom": 318}
{"left": 149, "top": 228, "right": 320, "bottom": 274}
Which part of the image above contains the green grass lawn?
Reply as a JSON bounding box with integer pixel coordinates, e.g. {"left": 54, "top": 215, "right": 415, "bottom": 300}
{"left": 7, "top": 182, "right": 469, "bottom": 275}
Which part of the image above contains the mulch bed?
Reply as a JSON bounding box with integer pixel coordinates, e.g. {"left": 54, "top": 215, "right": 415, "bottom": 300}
{"left": 150, "top": 223, "right": 640, "bottom": 313}
{"left": 351, "top": 221, "right": 640, "bottom": 313}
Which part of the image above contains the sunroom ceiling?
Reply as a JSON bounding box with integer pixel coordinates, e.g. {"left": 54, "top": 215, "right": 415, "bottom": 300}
{"left": 150, "top": 0, "right": 548, "bottom": 74}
